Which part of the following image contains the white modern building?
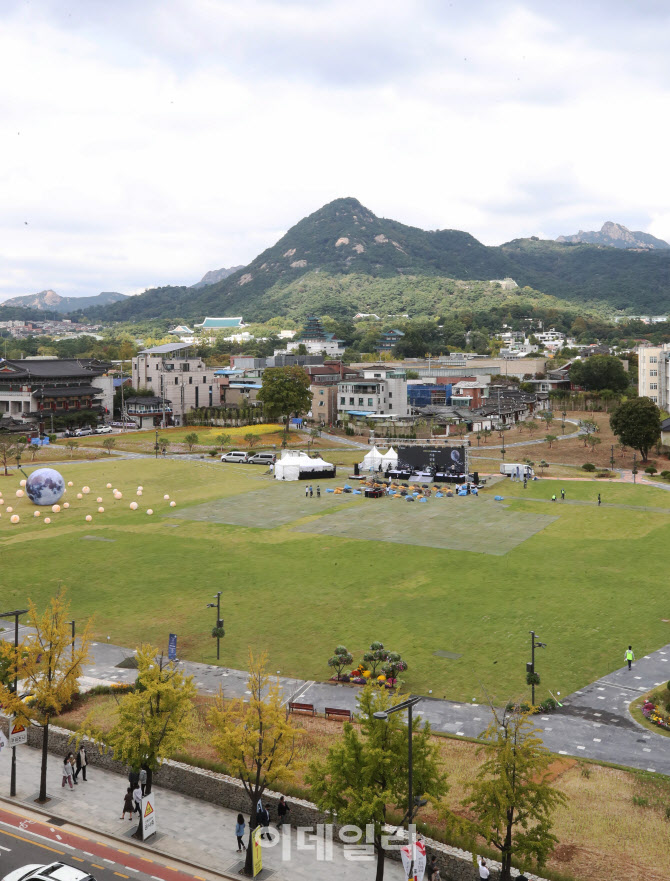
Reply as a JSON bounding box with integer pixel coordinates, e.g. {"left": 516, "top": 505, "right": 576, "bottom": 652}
{"left": 638, "top": 344, "right": 670, "bottom": 407}
{"left": 337, "top": 366, "right": 409, "bottom": 419}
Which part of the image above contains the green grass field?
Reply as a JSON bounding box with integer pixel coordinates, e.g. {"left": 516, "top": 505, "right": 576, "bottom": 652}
{"left": 2, "top": 458, "right": 670, "bottom": 704}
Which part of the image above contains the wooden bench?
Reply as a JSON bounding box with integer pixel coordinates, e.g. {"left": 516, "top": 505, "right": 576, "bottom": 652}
{"left": 325, "top": 707, "right": 353, "bottom": 721}
{"left": 288, "top": 701, "right": 316, "bottom": 716}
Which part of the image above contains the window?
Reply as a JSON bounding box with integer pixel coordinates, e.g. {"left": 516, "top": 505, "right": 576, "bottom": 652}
{"left": 319, "top": 401, "right": 324, "bottom": 407}
{"left": 349, "top": 397, "right": 354, "bottom": 405}
{"left": 389, "top": 391, "right": 392, "bottom": 398}
{"left": 368, "top": 398, "right": 373, "bottom": 406}
{"left": 650, "top": 383, "right": 658, "bottom": 390}
{"left": 319, "top": 389, "right": 324, "bottom": 395}
{"left": 340, "top": 396, "right": 345, "bottom": 405}
{"left": 651, "top": 395, "right": 658, "bottom": 401}
{"left": 203, "top": 376, "right": 207, "bottom": 383}
{"left": 146, "top": 377, "right": 152, "bottom": 382}
{"left": 175, "top": 378, "right": 178, "bottom": 384}
{"left": 189, "top": 377, "right": 193, "bottom": 384}
{"left": 650, "top": 356, "right": 658, "bottom": 363}
{"left": 358, "top": 398, "right": 364, "bottom": 405}
{"left": 651, "top": 370, "right": 658, "bottom": 376}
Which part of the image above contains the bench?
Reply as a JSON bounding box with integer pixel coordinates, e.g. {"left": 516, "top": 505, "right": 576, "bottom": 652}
{"left": 325, "top": 707, "right": 353, "bottom": 721}
{"left": 288, "top": 701, "right": 316, "bottom": 716}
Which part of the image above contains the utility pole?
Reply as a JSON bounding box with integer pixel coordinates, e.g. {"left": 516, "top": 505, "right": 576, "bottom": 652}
{"left": 0, "top": 608, "right": 29, "bottom": 797}
{"left": 207, "top": 592, "right": 223, "bottom": 661}
{"left": 527, "top": 630, "right": 547, "bottom": 705}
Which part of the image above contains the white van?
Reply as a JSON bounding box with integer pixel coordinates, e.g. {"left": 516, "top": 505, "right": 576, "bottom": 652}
{"left": 221, "top": 451, "right": 249, "bottom": 463}
{"left": 500, "top": 463, "right": 534, "bottom": 478}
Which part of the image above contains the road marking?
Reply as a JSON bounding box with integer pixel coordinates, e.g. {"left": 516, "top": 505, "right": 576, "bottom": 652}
{"left": 71, "top": 857, "right": 85, "bottom": 863}
{"left": 91, "top": 865, "right": 105, "bottom": 871}
{"left": 83, "top": 852, "right": 94, "bottom": 857}
{"left": 593, "top": 738, "right": 601, "bottom": 742}
{"left": 558, "top": 750, "right": 567, "bottom": 755}
{"left": 103, "top": 858, "right": 116, "bottom": 863}
{"left": 643, "top": 748, "right": 652, "bottom": 752}
{"left": 456, "top": 731, "right": 464, "bottom": 736}
{"left": 124, "top": 868, "right": 138, "bottom": 873}
{"left": 0, "top": 845, "right": 11, "bottom": 851}
{"left": 0, "top": 827, "right": 64, "bottom": 855}
{"left": 152, "top": 875, "right": 165, "bottom": 880}
{"left": 577, "top": 746, "right": 585, "bottom": 750}
{"left": 114, "top": 874, "right": 129, "bottom": 878}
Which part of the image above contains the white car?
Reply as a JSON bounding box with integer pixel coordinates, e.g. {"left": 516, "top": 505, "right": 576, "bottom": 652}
{"left": 94, "top": 426, "right": 113, "bottom": 434}
{"left": 3, "top": 863, "right": 97, "bottom": 881}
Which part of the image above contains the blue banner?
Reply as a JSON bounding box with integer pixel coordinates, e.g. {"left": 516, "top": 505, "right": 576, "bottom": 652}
{"left": 168, "top": 633, "right": 177, "bottom": 661}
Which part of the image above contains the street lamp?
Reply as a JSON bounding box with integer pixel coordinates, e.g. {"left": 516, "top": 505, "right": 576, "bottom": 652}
{"left": 0, "top": 608, "right": 28, "bottom": 797}
{"left": 206, "top": 591, "right": 223, "bottom": 661}
{"left": 527, "top": 631, "right": 547, "bottom": 705}
{"left": 373, "top": 695, "right": 423, "bottom": 867}
{"left": 632, "top": 452, "right": 638, "bottom": 484}
{"left": 66, "top": 620, "right": 75, "bottom": 661}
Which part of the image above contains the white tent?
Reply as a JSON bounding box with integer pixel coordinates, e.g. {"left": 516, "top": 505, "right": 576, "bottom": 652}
{"left": 275, "top": 450, "right": 336, "bottom": 481}
{"left": 361, "top": 445, "right": 383, "bottom": 472}
{"left": 380, "top": 447, "right": 398, "bottom": 469}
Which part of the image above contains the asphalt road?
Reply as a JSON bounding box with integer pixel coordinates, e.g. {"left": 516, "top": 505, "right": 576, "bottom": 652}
{"left": 0, "top": 804, "right": 219, "bottom": 881}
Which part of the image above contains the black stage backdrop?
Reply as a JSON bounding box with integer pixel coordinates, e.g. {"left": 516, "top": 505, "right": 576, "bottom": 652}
{"left": 396, "top": 445, "right": 466, "bottom": 473}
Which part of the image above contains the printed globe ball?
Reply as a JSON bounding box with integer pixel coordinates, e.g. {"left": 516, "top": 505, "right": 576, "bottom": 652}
{"left": 33, "top": 510, "right": 40, "bottom": 518}
{"left": 106, "top": 483, "right": 112, "bottom": 489}
{"left": 96, "top": 497, "right": 103, "bottom": 503}
{"left": 67, "top": 481, "right": 74, "bottom": 487}
{"left": 164, "top": 494, "right": 170, "bottom": 500}
{"left": 25, "top": 468, "right": 66, "bottom": 506}
{"left": 98, "top": 506, "right": 104, "bottom": 513}
{"left": 136, "top": 491, "right": 142, "bottom": 496}
{"left": 6, "top": 506, "right": 13, "bottom": 513}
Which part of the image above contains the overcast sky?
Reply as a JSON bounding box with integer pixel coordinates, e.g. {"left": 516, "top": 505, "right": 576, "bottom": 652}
{"left": 2, "top": 0, "right": 670, "bottom": 300}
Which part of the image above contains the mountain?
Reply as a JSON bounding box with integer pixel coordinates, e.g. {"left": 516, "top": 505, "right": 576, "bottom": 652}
{"left": 0, "top": 289, "right": 127, "bottom": 313}
{"left": 77, "top": 198, "right": 670, "bottom": 323}
{"left": 556, "top": 221, "right": 670, "bottom": 250}
{"left": 191, "top": 266, "right": 245, "bottom": 289}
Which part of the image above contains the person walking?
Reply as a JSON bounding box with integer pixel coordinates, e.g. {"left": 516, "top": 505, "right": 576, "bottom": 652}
{"left": 316, "top": 485, "right": 320, "bottom": 498}
{"left": 139, "top": 767, "right": 148, "bottom": 796}
{"left": 235, "top": 814, "right": 246, "bottom": 851}
{"left": 277, "top": 796, "right": 290, "bottom": 831}
{"left": 128, "top": 769, "right": 139, "bottom": 790}
{"left": 62, "top": 755, "right": 74, "bottom": 790}
{"left": 68, "top": 752, "right": 78, "bottom": 785}
{"left": 121, "top": 786, "right": 135, "bottom": 820}
{"left": 74, "top": 745, "right": 87, "bottom": 782}
{"left": 309, "top": 484, "right": 313, "bottom": 498}
{"left": 598, "top": 493, "right": 601, "bottom": 506}
{"left": 561, "top": 488, "right": 565, "bottom": 500}
{"left": 305, "top": 485, "right": 309, "bottom": 498}
{"left": 133, "top": 782, "right": 143, "bottom": 815}
{"left": 256, "top": 800, "right": 271, "bottom": 840}
{"left": 625, "top": 645, "right": 635, "bottom": 670}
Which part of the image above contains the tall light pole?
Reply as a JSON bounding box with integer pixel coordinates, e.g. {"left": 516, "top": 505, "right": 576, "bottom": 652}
{"left": 66, "top": 620, "right": 75, "bottom": 661}
{"left": 0, "top": 608, "right": 28, "bottom": 797}
{"left": 527, "top": 631, "right": 547, "bottom": 705}
{"left": 373, "top": 695, "right": 424, "bottom": 873}
{"left": 206, "top": 591, "right": 223, "bottom": 661}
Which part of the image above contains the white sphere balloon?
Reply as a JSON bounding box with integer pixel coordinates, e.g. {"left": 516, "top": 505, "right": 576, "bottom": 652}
{"left": 67, "top": 481, "right": 74, "bottom": 487}
{"left": 6, "top": 506, "right": 13, "bottom": 513}
{"left": 106, "top": 483, "right": 112, "bottom": 489}
{"left": 10, "top": 514, "right": 19, "bottom": 523}
{"left": 63, "top": 502, "right": 70, "bottom": 509}
{"left": 52, "top": 504, "right": 61, "bottom": 513}
{"left": 169, "top": 501, "right": 176, "bottom": 507}
{"left": 146, "top": 509, "right": 153, "bottom": 515}
{"left": 136, "top": 490, "right": 142, "bottom": 496}
{"left": 96, "top": 497, "right": 103, "bottom": 503}
{"left": 15, "top": 489, "right": 24, "bottom": 498}
{"left": 82, "top": 486, "right": 90, "bottom": 494}
{"left": 77, "top": 493, "right": 83, "bottom": 499}
{"left": 34, "top": 510, "right": 41, "bottom": 517}
{"left": 85, "top": 515, "right": 92, "bottom": 522}
{"left": 44, "top": 517, "right": 51, "bottom": 524}
{"left": 19, "top": 479, "right": 26, "bottom": 487}
{"left": 164, "top": 494, "right": 170, "bottom": 500}
{"left": 98, "top": 507, "right": 104, "bottom": 513}
{"left": 130, "top": 502, "right": 138, "bottom": 510}
{"left": 137, "top": 485, "right": 143, "bottom": 491}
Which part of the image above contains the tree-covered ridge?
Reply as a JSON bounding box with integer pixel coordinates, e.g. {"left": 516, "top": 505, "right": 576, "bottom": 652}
{"left": 77, "top": 197, "right": 670, "bottom": 323}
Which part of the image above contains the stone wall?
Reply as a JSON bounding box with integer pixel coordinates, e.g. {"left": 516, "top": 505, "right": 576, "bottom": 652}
{"left": 3, "top": 721, "right": 550, "bottom": 881}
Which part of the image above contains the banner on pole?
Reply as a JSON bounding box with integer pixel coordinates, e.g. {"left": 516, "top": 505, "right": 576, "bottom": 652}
{"left": 401, "top": 838, "right": 426, "bottom": 881}
{"left": 252, "top": 826, "right": 263, "bottom": 877}
{"left": 141, "top": 794, "right": 157, "bottom": 839}
{"left": 168, "top": 634, "right": 177, "bottom": 661}
{"left": 9, "top": 718, "right": 27, "bottom": 748}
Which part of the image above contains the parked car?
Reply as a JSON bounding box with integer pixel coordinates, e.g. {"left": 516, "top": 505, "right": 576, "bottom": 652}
{"left": 2, "top": 863, "right": 97, "bottom": 881}
{"left": 94, "top": 425, "right": 113, "bottom": 434}
{"left": 74, "top": 428, "right": 93, "bottom": 437}
{"left": 221, "top": 451, "right": 249, "bottom": 463}
{"left": 247, "top": 452, "right": 276, "bottom": 466}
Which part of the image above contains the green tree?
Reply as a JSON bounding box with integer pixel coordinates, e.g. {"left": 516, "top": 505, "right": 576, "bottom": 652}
{"left": 257, "top": 366, "right": 312, "bottom": 446}
{"left": 328, "top": 645, "right": 353, "bottom": 681}
{"left": 544, "top": 434, "right": 557, "bottom": 449}
{"left": 184, "top": 432, "right": 199, "bottom": 451}
{"left": 569, "top": 355, "right": 629, "bottom": 392}
{"left": 102, "top": 437, "right": 116, "bottom": 455}
{"left": 0, "top": 589, "right": 92, "bottom": 802}
{"left": 244, "top": 432, "right": 259, "bottom": 448}
{"left": 158, "top": 436, "right": 171, "bottom": 452}
{"left": 463, "top": 706, "right": 567, "bottom": 880}
{"left": 362, "top": 642, "right": 388, "bottom": 676}
{"left": 539, "top": 460, "right": 549, "bottom": 475}
{"left": 215, "top": 433, "right": 231, "bottom": 451}
{"left": 66, "top": 440, "right": 78, "bottom": 458}
{"left": 0, "top": 434, "right": 23, "bottom": 475}
{"left": 29, "top": 443, "right": 41, "bottom": 462}
{"left": 307, "top": 685, "right": 448, "bottom": 881}
{"left": 539, "top": 411, "right": 554, "bottom": 429}
{"left": 208, "top": 651, "right": 301, "bottom": 874}
{"left": 82, "top": 644, "right": 197, "bottom": 835}
{"left": 526, "top": 420, "right": 538, "bottom": 436}
{"left": 585, "top": 435, "right": 601, "bottom": 454}
{"left": 610, "top": 397, "right": 661, "bottom": 462}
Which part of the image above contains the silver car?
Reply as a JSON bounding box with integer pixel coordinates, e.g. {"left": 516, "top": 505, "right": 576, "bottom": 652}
{"left": 3, "top": 863, "right": 97, "bottom": 881}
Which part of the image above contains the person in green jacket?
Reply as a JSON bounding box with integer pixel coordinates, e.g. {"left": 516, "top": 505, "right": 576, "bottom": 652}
{"left": 625, "top": 645, "right": 635, "bottom": 670}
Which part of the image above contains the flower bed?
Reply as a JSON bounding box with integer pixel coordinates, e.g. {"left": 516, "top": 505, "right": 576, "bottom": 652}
{"left": 641, "top": 700, "right": 670, "bottom": 731}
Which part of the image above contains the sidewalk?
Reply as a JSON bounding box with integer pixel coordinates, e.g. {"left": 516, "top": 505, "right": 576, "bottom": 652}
{"left": 0, "top": 742, "right": 404, "bottom": 881}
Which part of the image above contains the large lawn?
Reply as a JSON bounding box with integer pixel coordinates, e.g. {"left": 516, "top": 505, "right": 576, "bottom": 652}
{"left": 2, "top": 459, "right": 670, "bottom": 703}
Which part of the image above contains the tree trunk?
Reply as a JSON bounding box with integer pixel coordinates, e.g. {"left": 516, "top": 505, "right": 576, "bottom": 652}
{"left": 38, "top": 723, "right": 49, "bottom": 802}
{"left": 244, "top": 804, "right": 259, "bottom": 875}
{"left": 375, "top": 839, "right": 386, "bottom": 881}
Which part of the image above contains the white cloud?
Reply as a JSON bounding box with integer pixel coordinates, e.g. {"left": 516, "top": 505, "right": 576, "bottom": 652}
{"left": 1, "top": 0, "right": 670, "bottom": 300}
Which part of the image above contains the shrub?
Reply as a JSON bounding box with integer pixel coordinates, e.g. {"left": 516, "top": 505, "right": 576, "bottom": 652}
{"left": 580, "top": 764, "right": 591, "bottom": 779}
{"left": 212, "top": 625, "right": 225, "bottom": 639}
{"left": 645, "top": 466, "right": 658, "bottom": 475}
{"left": 596, "top": 471, "right": 612, "bottom": 478}
{"left": 526, "top": 671, "right": 541, "bottom": 686}
{"left": 633, "top": 795, "right": 649, "bottom": 807}
{"left": 208, "top": 448, "right": 219, "bottom": 457}
{"left": 582, "top": 463, "right": 596, "bottom": 472}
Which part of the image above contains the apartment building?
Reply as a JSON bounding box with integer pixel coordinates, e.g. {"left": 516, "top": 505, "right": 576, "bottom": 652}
{"left": 337, "top": 366, "right": 409, "bottom": 419}
{"left": 638, "top": 344, "right": 670, "bottom": 406}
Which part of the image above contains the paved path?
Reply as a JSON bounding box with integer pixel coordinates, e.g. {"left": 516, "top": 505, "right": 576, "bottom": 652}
{"left": 4, "top": 629, "right": 668, "bottom": 777}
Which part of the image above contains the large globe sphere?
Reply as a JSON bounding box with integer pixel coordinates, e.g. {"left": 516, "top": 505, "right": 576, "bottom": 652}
{"left": 25, "top": 468, "right": 66, "bottom": 506}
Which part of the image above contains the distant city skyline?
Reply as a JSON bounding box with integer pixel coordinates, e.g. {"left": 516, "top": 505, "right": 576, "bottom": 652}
{"left": 2, "top": 0, "right": 669, "bottom": 300}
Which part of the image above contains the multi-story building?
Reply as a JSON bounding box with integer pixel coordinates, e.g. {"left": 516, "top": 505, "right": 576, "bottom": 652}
{"left": 286, "top": 316, "right": 345, "bottom": 356}
{"left": 337, "top": 366, "right": 409, "bottom": 419}
{"left": 377, "top": 329, "right": 404, "bottom": 353}
{"left": 132, "top": 342, "right": 221, "bottom": 426}
{"left": 638, "top": 344, "right": 670, "bottom": 406}
{"left": 0, "top": 357, "right": 113, "bottom": 429}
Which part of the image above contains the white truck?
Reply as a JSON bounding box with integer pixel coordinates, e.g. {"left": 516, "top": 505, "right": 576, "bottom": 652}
{"left": 500, "top": 462, "right": 534, "bottom": 478}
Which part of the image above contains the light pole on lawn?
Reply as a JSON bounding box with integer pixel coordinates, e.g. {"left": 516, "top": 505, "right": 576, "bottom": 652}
{"left": 373, "top": 696, "right": 424, "bottom": 875}
{"left": 527, "top": 631, "right": 547, "bottom": 706}
{"left": 0, "top": 608, "right": 29, "bottom": 797}
{"left": 632, "top": 452, "right": 638, "bottom": 484}
{"left": 206, "top": 591, "right": 223, "bottom": 661}
{"left": 66, "top": 620, "right": 75, "bottom": 661}
{"left": 610, "top": 444, "right": 615, "bottom": 472}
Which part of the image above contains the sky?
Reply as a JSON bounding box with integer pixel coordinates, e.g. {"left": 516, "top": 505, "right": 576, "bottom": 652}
{"left": 2, "top": 0, "right": 670, "bottom": 300}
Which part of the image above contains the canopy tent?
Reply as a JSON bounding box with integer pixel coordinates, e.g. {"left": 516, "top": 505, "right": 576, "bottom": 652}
{"left": 275, "top": 450, "right": 336, "bottom": 481}
{"left": 380, "top": 447, "right": 398, "bottom": 468}
{"left": 361, "top": 445, "right": 383, "bottom": 471}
